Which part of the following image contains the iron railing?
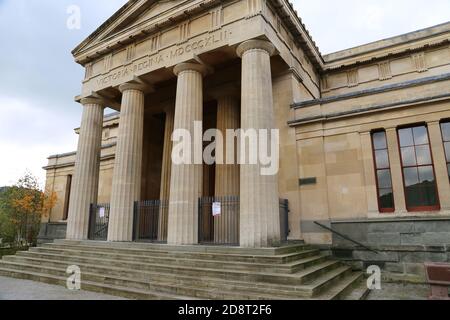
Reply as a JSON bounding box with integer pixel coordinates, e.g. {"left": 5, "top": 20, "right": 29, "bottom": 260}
{"left": 133, "top": 200, "right": 168, "bottom": 242}
{"left": 198, "top": 196, "right": 290, "bottom": 245}
{"left": 313, "top": 221, "right": 379, "bottom": 254}
{"left": 88, "top": 203, "right": 110, "bottom": 241}
{"left": 87, "top": 198, "right": 290, "bottom": 245}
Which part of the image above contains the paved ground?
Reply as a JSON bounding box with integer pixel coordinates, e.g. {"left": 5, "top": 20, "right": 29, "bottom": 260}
{"left": 367, "top": 283, "right": 430, "bottom": 300}
{"left": 0, "top": 276, "right": 127, "bottom": 300}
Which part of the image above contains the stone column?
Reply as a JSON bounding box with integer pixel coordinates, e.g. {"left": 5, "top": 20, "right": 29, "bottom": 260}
{"left": 167, "top": 63, "right": 208, "bottom": 245}
{"left": 214, "top": 92, "right": 240, "bottom": 244}
{"left": 66, "top": 98, "right": 105, "bottom": 240}
{"left": 107, "top": 83, "right": 146, "bottom": 242}
{"left": 386, "top": 127, "right": 407, "bottom": 214}
{"left": 237, "top": 40, "right": 280, "bottom": 248}
{"left": 158, "top": 107, "right": 175, "bottom": 242}
{"left": 428, "top": 121, "right": 450, "bottom": 211}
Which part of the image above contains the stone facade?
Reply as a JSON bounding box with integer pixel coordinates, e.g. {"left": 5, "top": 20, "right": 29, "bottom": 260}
{"left": 41, "top": 0, "right": 450, "bottom": 277}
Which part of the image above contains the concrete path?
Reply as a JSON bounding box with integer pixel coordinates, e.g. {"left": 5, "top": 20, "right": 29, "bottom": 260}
{"left": 367, "top": 283, "right": 430, "bottom": 300}
{"left": 0, "top": 276, "right": 127, "bottom": 300}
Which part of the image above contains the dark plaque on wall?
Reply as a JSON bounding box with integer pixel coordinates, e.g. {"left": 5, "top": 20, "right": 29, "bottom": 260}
{"left": 299, "top": 177, "right": 317, "bottom": 186}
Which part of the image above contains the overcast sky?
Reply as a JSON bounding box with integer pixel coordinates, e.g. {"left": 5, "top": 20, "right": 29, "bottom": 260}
{"left": 0, "top": 0, "right": 449, "bottom": 188}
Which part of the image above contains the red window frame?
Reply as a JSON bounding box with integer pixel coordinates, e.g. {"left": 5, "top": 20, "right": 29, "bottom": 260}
{"left": 371, "top": 130, "right": 395, "bottom": 213}
{"left": 440, "top": 121, "right": 450, "bottom": 182}
{"left": 397, "top": 124, "right": 440, "bottom": 212}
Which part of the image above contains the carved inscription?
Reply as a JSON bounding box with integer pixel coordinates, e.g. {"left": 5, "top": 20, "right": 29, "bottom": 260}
{"left": 95, "top": 29, "right": 230, "bottom": 88}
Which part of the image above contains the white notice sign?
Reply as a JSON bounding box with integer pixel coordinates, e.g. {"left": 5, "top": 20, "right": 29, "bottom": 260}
{"left": 212, "top": 202, "right": 221, "bottom": 217}
{"left": 99, "top": 207, "right": 105, "bottom": 218}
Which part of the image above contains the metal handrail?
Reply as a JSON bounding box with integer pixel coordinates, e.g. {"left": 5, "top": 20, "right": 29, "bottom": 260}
{"left": 314, "top": 221, "right": 379, "bottom": 254}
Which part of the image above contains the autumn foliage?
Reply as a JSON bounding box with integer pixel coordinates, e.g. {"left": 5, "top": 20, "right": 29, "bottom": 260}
{"left": 0, "top": 172, "right": 57, "bottom": 246}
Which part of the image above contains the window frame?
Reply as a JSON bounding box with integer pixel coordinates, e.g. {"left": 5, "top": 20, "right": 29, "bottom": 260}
{"left": 371, "top": 130, "right": 395, "bottom": 213}
{"left": 63, "top": 174, "right": 72, "bottom": 221}
{"left": 440, "top": 120, "right": 450, "bottom": 183}
{"left": 397, "top": 124, "right": 441, "bottom": 212}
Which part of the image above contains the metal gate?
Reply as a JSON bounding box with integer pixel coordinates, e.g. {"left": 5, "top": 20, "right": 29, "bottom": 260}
{"left": 88, "top": 203, "right": 110, "bottom": 241}
{"left": 133, "top": 200, "right": 168, "bottom": 242}
{"left": 198, "top": 197, "right": 290, "bottom": 245}
{"left": 279, "top": 199, "right": 290, "bottom": 242}
{"left": 198, "top": 196, "right": 240, "bottom": 245}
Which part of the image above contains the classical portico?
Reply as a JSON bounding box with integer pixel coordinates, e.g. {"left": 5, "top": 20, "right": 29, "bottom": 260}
{"left": 62, "top": 0, "right": 309, "bottom": 249}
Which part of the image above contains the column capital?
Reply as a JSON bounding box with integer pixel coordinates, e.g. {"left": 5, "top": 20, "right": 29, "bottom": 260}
{"left": 173, "top": 62, "right": 210, "bottom": 77}
{"left": 119, "top": 82, "right": 152, "bottom": 93}
{"left": 236, "top": 40, "right": 277, "bottom": 58}
{"left": 80, "top": 97, "right": 107, "bottom": 107}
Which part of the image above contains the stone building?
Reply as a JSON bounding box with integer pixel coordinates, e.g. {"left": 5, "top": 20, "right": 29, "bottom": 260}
{"left": 40, "top": 0, "right": 450, "bottom": 278}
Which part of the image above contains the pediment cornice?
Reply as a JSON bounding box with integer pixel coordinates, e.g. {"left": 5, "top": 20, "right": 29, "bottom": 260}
{"left": 72, "top": 0, "right": 222, "bottom": 65}
{"left": 72, "top": 0, "right": 324, "bottom": 70}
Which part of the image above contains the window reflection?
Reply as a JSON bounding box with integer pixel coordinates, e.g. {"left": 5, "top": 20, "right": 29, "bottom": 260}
{"left": 371, "top": 131, "right": 395, "bottom": 212}
{"left": 398, "top": 125, "right": 439, "bottom": 211}
{"left": 441, "top": 122, "right": 450, "bottom": 182}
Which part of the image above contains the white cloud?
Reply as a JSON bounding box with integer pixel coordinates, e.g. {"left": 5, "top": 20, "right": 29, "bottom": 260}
{"left": 293, "top": 0, "right": 450, "bottom": 53}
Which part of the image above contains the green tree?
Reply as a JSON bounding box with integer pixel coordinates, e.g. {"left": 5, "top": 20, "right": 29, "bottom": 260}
{"left": 0, "top": 172, "right": 57, "bottom": 247}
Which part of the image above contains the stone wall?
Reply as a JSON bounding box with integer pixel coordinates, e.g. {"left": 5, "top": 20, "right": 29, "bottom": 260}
{"left": 37, "top": 223, "right": 67, "bottom": 244}
{"left": 329, "top": 218, "right": 450, "bottom": 282}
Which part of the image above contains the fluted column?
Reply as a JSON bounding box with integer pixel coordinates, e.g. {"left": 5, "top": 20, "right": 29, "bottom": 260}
{"left": 107, "top": 83, "right": 146, "bottom": 242}
{"left": 167, "top": 63, "right": 208, "bottom": 245}
{"left": 237, "top": 40, "right": 280, "bottom": 248}
{"left": 66, "top": 98, "right": 105, "bottom": 240}
{"left": 214, "top": 92, "right": 240, "bottom": 244}
{"left": 158, "top": 107, "right": 175, "bottom": 242}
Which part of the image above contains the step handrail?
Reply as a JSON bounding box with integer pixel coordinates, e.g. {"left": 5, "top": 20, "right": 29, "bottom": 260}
{"left": 314, "top": 221, "right": 379, "bottom": 254}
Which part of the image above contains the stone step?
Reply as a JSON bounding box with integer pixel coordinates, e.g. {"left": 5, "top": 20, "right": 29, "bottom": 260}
{"left": 0, "top": 265, "right": 197, "bottom": 300}
{"left": 53, "top": 240, "right": 308, "bottom": 256}
{"left": 0, "top": 259, "right": 353, "bottom": 299}
{"left": 340, "top": 276, "right": 371, "bottom": 300}
{"left": 21, "top": 249, "right": 325, "bottom": 274}
{"left": 2, "top": 253, "right": 341, "bottom": 286}
{"left": 0, "top": 241, "right": 364, "bottom": 300}
{"left": 316, "top": 272, "right": 365, "bottom": 300}
{"left": 43, "top": 242, "right": 313, "bottom": 264}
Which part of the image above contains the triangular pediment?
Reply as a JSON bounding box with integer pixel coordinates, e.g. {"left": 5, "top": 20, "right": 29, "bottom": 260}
{"left": 73, "top": 0, "right": 204, "bottom": 62}
{"left": 100, "top": 0, "right": 186, "bottom": 42}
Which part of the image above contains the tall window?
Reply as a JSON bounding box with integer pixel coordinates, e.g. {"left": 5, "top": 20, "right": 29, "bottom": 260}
{"left": 440, "top": 121, "right": 450, "bottom": 181}
{"left": 398, "top": 125, "right": 440, "bottom": 211}
{"left": 372, "top": 131, "right": 395, "bottom": 212}
{"left": 63, "top": 175, "right": 72, "bottom": 221}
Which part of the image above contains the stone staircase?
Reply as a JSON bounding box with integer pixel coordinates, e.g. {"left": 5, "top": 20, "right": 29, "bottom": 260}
{"left": 0, "top": 240, "right": 369, "bottom": 300}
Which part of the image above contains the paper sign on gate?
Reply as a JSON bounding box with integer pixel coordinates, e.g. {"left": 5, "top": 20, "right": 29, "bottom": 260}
{"left": 99, "top": 207, "right": 106, "bottom": 218}
{"left": 212, "top": 202, "right": 221, "bottom": 217}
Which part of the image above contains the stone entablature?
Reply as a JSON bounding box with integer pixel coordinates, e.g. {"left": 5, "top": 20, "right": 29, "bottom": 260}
{"left": 320, "top": 44, "right": 450, "bottom": 96}
{"left": 76, "top": 0, "right": 322, "bottom": 102}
